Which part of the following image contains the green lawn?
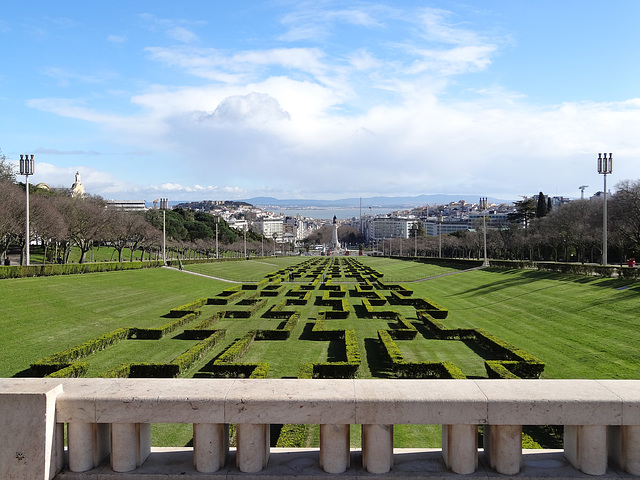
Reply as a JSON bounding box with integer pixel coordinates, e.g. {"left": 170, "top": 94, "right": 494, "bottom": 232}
{"left": 2, "top": 256, "right": 640, "bottom": 448}
{"left": 0, "top": 268, "right": 227, "bottom": 376}
{"left": 404, "top": 267, "right": 640, "bottom": 379}
{"left": 185, "top": 257, "right": 305, "bottom": 281}
{"left": 3, "top": 257, "right": 640, "bottom": 380}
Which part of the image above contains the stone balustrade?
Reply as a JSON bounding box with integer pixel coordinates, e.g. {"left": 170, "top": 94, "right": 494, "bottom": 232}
{"left": 1, "top": 378, "right": 639, "bottom": 479}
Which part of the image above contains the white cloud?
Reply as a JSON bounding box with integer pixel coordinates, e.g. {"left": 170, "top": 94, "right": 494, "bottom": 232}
{"left": 206, "top": 92, "right": 290, "bottom": 124}
{"left": 40, "top": 67, "right": 114, "bottom": 87}
{"left": 23, "top": 4, "right": 640, "bottom": 201}
{"left": 107, "top": 34, "right": 127, "bottom": 43}
{"left": 415, "top": 8, "right": 482, "bottom": 46}
{"left": 167, "top": 26, "right": 198, "bottom": 43}
{"left": 138, "top": 13, "right": 204, "bottom": 43}
{"left": 348, "top": 49, "right": 381, "bottom": 71}
{"left": 407, "top": 44, "right": 496, "bottom": 75}
{"left": 278, "top": 2, "right": 388, "bottom": 41}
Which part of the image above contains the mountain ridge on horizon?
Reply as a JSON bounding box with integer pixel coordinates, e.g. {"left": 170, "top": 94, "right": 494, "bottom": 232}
{"left": 241, "top": 194, "right": 515, "bottom": 208}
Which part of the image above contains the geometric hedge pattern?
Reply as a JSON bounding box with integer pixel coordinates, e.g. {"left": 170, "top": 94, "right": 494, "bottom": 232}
{"left": 29, "top": 257, "right": 544, "bottom": 380}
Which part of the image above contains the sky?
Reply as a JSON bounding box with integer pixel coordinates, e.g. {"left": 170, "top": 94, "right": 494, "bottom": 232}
{"left": 1, "top": 1, "right": 640, "bottom": 203}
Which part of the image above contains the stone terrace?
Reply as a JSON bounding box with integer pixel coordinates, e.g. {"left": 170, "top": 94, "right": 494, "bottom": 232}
{"left": 1, "top": 378, "right": 639, "bottom": 479}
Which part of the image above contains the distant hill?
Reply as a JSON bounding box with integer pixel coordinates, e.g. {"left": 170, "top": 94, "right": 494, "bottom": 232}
{"left": 243, "top": 194, "right": 512, "bottom": 208}
{"left": 156, "top": 195, "right": 515, "bottom": 211}
{"left": 174, "top": 200, "right": 253, "bottom": 211}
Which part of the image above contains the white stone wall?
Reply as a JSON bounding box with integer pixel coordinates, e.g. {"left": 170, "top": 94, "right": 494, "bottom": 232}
{"left": 1, "top": 378, "right": 639, "bottom": 479}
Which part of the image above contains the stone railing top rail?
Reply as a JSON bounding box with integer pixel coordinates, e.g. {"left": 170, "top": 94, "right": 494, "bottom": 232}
{"left": 3, "top": 378, "right": 640, "bottom": 426}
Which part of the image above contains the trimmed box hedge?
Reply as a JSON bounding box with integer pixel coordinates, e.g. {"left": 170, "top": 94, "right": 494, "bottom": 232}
{"left": 31, "top": 327, "right": 132, "bottom": 376}
{"left": 0, "top": 260, "right": 162, "bottom": 279}
{"left": 377, "top": 330, "right": 466, "bottom": 379}
{"left": 172, "top": 330, "right": 226, "bottom": 374}
{"left": 128, "top": 311, "right": 200, "bottom": 339}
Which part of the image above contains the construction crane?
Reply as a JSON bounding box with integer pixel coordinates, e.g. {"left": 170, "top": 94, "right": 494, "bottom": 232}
{"left": 579, "top": 186, "right": 588, "bottom": 199}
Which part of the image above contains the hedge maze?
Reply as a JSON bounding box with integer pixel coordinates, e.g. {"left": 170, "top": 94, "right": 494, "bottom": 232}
{"left": 28, "top": 257, "right": 544, "bottom": 381}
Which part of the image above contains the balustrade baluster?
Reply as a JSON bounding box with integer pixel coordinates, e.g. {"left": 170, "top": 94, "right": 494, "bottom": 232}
{"left": 362, "top": 423, "right": 393, "bottom": 473}
{"left": 319, "top": 423, "right": 350, "bottom": 473}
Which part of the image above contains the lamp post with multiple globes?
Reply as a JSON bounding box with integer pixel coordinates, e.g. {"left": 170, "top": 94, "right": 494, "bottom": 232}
{"left": 159, "top": 198, "right": 168, "bottom": 265}
{"left": 19, "top": 154, "right": 35, "bottom": 266}
{"left": 597, "top": 153, "right": 612, "bottom": 265}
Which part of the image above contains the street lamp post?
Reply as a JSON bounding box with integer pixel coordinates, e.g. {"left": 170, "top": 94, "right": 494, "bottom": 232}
{"left": 598, "top": 153, "right": 613, "bottom": 265}
{"left": 272, "top": 233, "right": 278, "bottom": 256}
{"left": 480, "top": 197, "right": 489, "bottom": 266}
{"left": 243, "top": 223, "right": 247, "bottom": 258}
{"left": 159, "top": 198, "right": 168, "bottom": 265}
{"left": 19, "top": 154, "right": 35, "bottom": 266}
{"left": 215, "top": 216, "right": 219, "bottom": 259}
{"left": 438, "top": 214, "right": 443, "bottom": 258}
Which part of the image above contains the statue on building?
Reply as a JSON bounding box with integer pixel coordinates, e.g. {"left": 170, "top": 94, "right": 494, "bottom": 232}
{"left": 71, "top": 170, "right": 86, "bottom": 198}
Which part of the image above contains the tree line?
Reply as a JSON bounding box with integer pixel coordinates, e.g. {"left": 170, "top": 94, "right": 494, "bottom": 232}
{"left": 387, "top": 184, "right": 640, "bottom": 265}
{"left": 0, "top": 155, "right": 267, "bottom": 264}
{"left": 3, "top": 151, "right": 640, "bottom": 265}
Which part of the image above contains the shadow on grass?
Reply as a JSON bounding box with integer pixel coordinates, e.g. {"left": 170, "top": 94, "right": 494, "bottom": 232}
{"left": 364, "top": 338, "right": 394, "bottom": 378}
{"left": 413, "top": 321, "right": 441, "bottom": 340}
{"left": 452, "top": 268, "right": 638, "bottom": 299}
{"left": 327, "top": 340, "right": 345, "bottom": 362}
{"left": 462, "top": 338, "right": 501, "bottom": 361}
{"left": 352, "top": 304, "right": 369, "bottom": 318}
{"left": 298, "top": 322, "right": 315, "bottom": 340}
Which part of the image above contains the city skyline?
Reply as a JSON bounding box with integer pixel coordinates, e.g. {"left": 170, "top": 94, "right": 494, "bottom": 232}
{"left": 2, "top": 1, "right": 639, "bottom": 202}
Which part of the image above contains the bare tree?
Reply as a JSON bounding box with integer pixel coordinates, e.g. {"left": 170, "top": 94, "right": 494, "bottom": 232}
{"left": 0, "top": 180, "right": 23, "bottom": 263}
{"left": 541, "top": 199, "right": 601, "bottom": 263}
{"left": 30, "top": 194, "right": 68, "bottom": 264}
{"left": 610, "top": 179, "right": 640, "bottom": 257}
{"left": 0, "top": 149, "right": 16, "bottom": 183}
{"left": 61, "top": 196, "right": 109, "bottom": 263}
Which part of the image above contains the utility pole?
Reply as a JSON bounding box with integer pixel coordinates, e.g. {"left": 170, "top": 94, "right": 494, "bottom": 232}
{"left": 480, "top": 197, "right": 489, "bottom": 266}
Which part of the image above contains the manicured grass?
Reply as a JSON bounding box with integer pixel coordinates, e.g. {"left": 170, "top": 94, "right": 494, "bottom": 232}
{"left": 0, "top": 268, "right": 228, "bottom": 377}
{"left": 3, "top": 256, "right": 640, "bottom": 448}
{"left": 185, "top": 257, "right": 305, "bottom": 281}
{"left": 84, "top": 337, "right": 201, "bottom": 377}
{"left": 3, "top": 258, "right": 640, "bottom": 380}
{"left": 404, "top": 267, "right": 640, "bottom": 379}
{"left": 355, "top": 256, "right": 465, "bottom": 281}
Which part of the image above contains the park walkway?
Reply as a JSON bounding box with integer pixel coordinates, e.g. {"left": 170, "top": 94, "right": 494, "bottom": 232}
{"left": 162, "top": 265, "right": 245, "bottom": 283}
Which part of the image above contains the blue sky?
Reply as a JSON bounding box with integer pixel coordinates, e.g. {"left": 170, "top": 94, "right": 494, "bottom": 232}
{"left": 1, "top": 1, "right": 639, "bottom": 202}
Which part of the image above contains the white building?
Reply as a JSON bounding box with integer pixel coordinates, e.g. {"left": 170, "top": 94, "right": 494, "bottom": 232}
{"left": 105, "top": 200, "right": 146, "bottom": 212}
{"left": 369, "top": 217, "right": 421, "bottom": 241}
{"left": 423, "top": 220, "right": 470, "bottom": 236}
{"left": 228, "top": 218, "right": 249, "bottom": 232}
{"left": 252, "top": 218, "right": 284, "bottom": 240}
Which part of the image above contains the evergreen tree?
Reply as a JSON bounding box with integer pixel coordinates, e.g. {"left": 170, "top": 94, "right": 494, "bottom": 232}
{"left": 508, "top": 197, "right": 537, "bottom": 231}
{"left": 536, "top": 192, "right": 548, "bottom": 218}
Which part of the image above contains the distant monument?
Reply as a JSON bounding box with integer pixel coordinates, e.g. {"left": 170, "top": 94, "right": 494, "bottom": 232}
{"left": 71, "top": 171, "right": 85, "bottom": 198}
{"left": 329, "top": 215, "right": 342, "bottom": 253}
